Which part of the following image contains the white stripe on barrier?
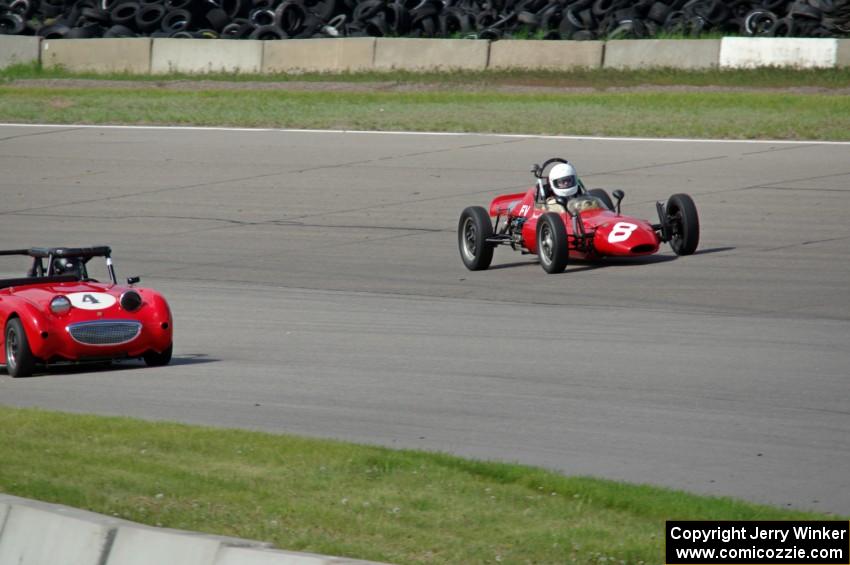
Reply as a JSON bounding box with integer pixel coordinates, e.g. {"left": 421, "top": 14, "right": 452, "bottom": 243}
{"left": 2, "top": 122, "right": 850, "bottom": 146}
{"left": 720, "top": 37, "right": 838, "bottom": 69}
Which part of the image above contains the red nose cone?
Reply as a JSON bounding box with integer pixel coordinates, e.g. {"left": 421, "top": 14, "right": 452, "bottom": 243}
{"left": 594, "top": 220, "right": 660, "bottom": 256}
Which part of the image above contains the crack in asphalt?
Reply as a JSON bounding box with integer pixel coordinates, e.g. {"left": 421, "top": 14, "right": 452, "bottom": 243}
{"left": 740, "top": 143, "right": 819, "bottom": 156}
{"left": 0, "top": 126, "right": 84, "bottom": 143}
{"left": 0, "top": 169, "right": 295, "bottom": 216}
{"left": 6, "top": 211, "right": 449, "bottom": 233}
{"left": 748, "top": 186, "right": 850, "bottom": 193}
{"left": 586, "top": 154, "right": 730, "bottom": 176}
{"left": 0, "top": 137, "right": 524, "bottom": 219}
{"left": 762, "top": 235, "right": 850, "bottom": 252}
{"left": 289, "top": 138, "right": 526, "bottom": 174}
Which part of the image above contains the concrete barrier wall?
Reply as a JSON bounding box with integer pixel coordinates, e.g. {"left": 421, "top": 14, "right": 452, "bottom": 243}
{"left": 106, "top": 526, "right": 223, "bottom": 565}
{"left": 489, "top": 40, "right": 603, "bottom": 70}
{"left": 838, "top": 39, "right": 850, "bottom": 67}
{"left": 41, "top": 38, "right": 152, "bottom": 74}
{"left": 0, "top": 36, "right": 41, "bottom": 69}
{"left": 8, "top": 37, "right": 850, "bottom": 74}
{"left": 0, "top": 494, "right": 385, "bottom": 565}
{"left": 151, "top": 38, "right": 263, "bottom": 74}
{"left": 0, "top": 503, "right": 113, "bottom": 565}
{"left": 0, "top": 501, "right": 9, "bottom": 534}
{"left": 263, "top": 38, "right": 375, "bottom": 73}
{"left": 604, "top": 39, "right": 721, "bottom": 70}
{"left": 374, "top": 38, "right": 489, "bottom": 71}
{"left": 719, "top": 37, "right": 838, "bottom": 69}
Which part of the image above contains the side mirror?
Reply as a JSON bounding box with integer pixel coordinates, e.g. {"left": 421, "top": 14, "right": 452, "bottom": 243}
{"left": 531, "top": 163, "right": 541, "bottom": 177}
{"left": 127, "top": 276, "right": 141, "bottom": 285}
{"left": 612, "top": 190, "right": 624, "bottom": 215}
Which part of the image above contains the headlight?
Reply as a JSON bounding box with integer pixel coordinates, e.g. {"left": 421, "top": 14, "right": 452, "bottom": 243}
{"left": 120, "top": 290, "right": 143, "bottom": 312}
{"left": 50, "top": 296, "right": 71, "bottom": 315}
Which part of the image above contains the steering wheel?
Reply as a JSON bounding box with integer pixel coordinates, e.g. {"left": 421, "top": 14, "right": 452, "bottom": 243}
{"left": 531, "top": 158, "right": 569, "bottom": 179}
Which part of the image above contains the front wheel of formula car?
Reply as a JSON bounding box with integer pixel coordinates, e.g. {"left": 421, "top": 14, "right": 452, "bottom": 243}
{"left": 587, "top": 188, "right": 615, "bottom": 211}
{"left": 143, "top": 344, "right": 172, "bottom": 367}
{"left": 537, "top": 212, "right": 569, "bottom": 274}
{"left": 666, "top": 193, "right": 700, "bottom": 255}
{"left": 5, "top": 318, "right": 36, "bottom": 378}
{"left": 458, "top": 206, "right": 494, "bottom": 271}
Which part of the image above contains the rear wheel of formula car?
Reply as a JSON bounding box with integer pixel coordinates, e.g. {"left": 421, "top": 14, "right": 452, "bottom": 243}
{"left": 537, "top": 212, "right": 569, "bottom": 274}
{"left": 143, "top": 344, "right": 172, "bottom": 367}
{"left": 458, "top": 206, "right": 494, "bottom": 271}
{"left": 5, "top": 318, "right": 36, "bottom": 378}
{"left": 588, "top": 188, "right": 615, "bottom": 211}
{"left": 666, "top": 193, "right": 700, "bottom": 255}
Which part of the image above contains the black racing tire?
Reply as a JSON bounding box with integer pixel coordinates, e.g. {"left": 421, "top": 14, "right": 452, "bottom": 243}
{"left": 110, "top": 1, "right": 140, "bottom": 25}
{"left": 458, "top": 206, "right": 494, "bottom": 271}
{"left": 537, "top": 212, "right": 568, "bottom": 274}
{"left": 221, "top": 21, "right": 252, "bottom": 37}
{"left": 37, "top": 23, "right": 71, "bottom": 37}
{"left": 587, "top": 188, "right": 614, "bottom": 211}
{"left": 104, "top": 23, "right": 136, "bottom": 37}
{"left": 5, "top": 318, "right": 36, "bottom": 378}
{"left": 666, "top": 193, "right": 699, "bottom": 256}
{"left": 160, "top": 8, "right": 191, "bottom": 32}
{"left": 249, "top": 23, "right": 287, "bottom": 38}
{"left": 66, "top": 23, "right": 104, "bottom": 38}
{"left": 0, "top": 13, "right": 26, "bottom": 34}
{"left": 204, "top": 7, "right": 228, "bottom": 30}
{"left": 144, "top": 344, "right": 172, "bottom": 367}
{"left": 136, "top": 4, "right": 166, "bottom": 30}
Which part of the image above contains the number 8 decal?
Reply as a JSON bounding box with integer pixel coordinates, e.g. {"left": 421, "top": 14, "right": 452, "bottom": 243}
{"left": 608, "top": 222, "right": 638, "bottom": 243}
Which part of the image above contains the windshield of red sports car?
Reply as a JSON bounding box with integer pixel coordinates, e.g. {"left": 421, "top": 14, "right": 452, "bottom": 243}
{"left": 0, "top": 253, "right": 113, "bottom": 284}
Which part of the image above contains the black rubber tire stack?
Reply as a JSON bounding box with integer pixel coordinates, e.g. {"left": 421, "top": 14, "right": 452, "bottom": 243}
{"left": 0, "top": 0, "right": 847, "bottom": 40}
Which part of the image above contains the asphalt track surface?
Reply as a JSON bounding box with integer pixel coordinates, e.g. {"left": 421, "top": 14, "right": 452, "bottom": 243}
{"left": 1, "top": 124, "right": 848, "bottom": 514}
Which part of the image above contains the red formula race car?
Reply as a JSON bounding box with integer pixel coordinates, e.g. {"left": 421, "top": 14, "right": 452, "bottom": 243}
{"left": 0, "top": 247, "right": 173, "bottom": 378}
{"left": 458, "top": 158, "right": 700, "bottom": 273}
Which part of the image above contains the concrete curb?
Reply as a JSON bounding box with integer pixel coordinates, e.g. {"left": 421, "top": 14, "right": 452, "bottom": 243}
{"left": 374, "top": 38, "right": 489, "bottom": 71}
{"left": 837, "top": 39, "right": 850, "bottom": 68}
{"left": 603, "top": 39, "right": 721, "bottom": 70}
{"left": 151, "top": 39, "right": 263, "bottom": 74}
{"left": 0, "top": 36, "right": 41, "bottom": 69}
{"left": 6, "top": 37, "right": 850, "bottom": 74}
{"left": 262, "top": 38, "right": 376, "bottom": 73}
{"left": 488, "top": 40, "right": 603, "bottom": 70}
{"left": 0, "top": 494, "right": 387, "bottom": 565}
{"left": 42, "top": 38, "right": 152, "bottom": 74}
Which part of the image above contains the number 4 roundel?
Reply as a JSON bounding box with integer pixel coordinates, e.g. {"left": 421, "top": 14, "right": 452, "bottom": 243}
{"left": 66, "top": 292, "right": 117, "bottom": 310}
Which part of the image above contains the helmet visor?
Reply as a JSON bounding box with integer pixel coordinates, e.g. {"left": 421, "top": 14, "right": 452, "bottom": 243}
{"left": 552, "top": 175, "right": 576, "bottom": 190}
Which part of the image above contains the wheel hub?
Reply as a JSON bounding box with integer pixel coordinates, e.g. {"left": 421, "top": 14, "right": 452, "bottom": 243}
{"left": 6, "top": 328, "right": 18, "bottom": 370}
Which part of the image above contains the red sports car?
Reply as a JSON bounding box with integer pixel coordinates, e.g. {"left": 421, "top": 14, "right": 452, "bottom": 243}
{"left": 458, "top": 158, "right": 700, "bottom": 273}
{"left": 1, "top": 246, "right": 173, "bottom": 378}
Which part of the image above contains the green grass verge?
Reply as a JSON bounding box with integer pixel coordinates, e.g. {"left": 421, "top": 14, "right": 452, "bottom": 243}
{"left": 3, "top": 62, "right": 850, "bottom": 88}
{"left": 0, "top": 406, "right": 839, "bottom": 564}
{"left": 2, "top": 85, "right": 848, "bottom": 140}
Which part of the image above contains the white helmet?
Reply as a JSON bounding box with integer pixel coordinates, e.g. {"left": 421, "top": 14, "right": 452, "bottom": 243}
{"left": 548, "top": 162, "right": 579, "bottom": 198}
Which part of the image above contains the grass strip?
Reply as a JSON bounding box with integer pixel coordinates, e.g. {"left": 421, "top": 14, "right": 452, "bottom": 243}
{"left": 1, "top": 86, "right": 849, "bottom": 140}
{"left": 0, "top": 405, "right": 838, "bottom": 564}
{"left": 3, "top": 63, "right": 850, "bottom": 89}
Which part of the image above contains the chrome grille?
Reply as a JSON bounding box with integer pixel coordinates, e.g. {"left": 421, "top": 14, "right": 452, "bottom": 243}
{"left": 68, "top": 321, "right": 141, "bottom": 346}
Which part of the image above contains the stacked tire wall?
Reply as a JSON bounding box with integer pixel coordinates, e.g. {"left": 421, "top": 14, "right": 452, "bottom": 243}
{"left": 1, "top": 0, "right": 849, "bottom": 42}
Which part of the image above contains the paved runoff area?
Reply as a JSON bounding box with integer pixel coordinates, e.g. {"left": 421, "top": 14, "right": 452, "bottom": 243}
{"left": 1, "top": 124, "right": 848, "bottom": 514}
